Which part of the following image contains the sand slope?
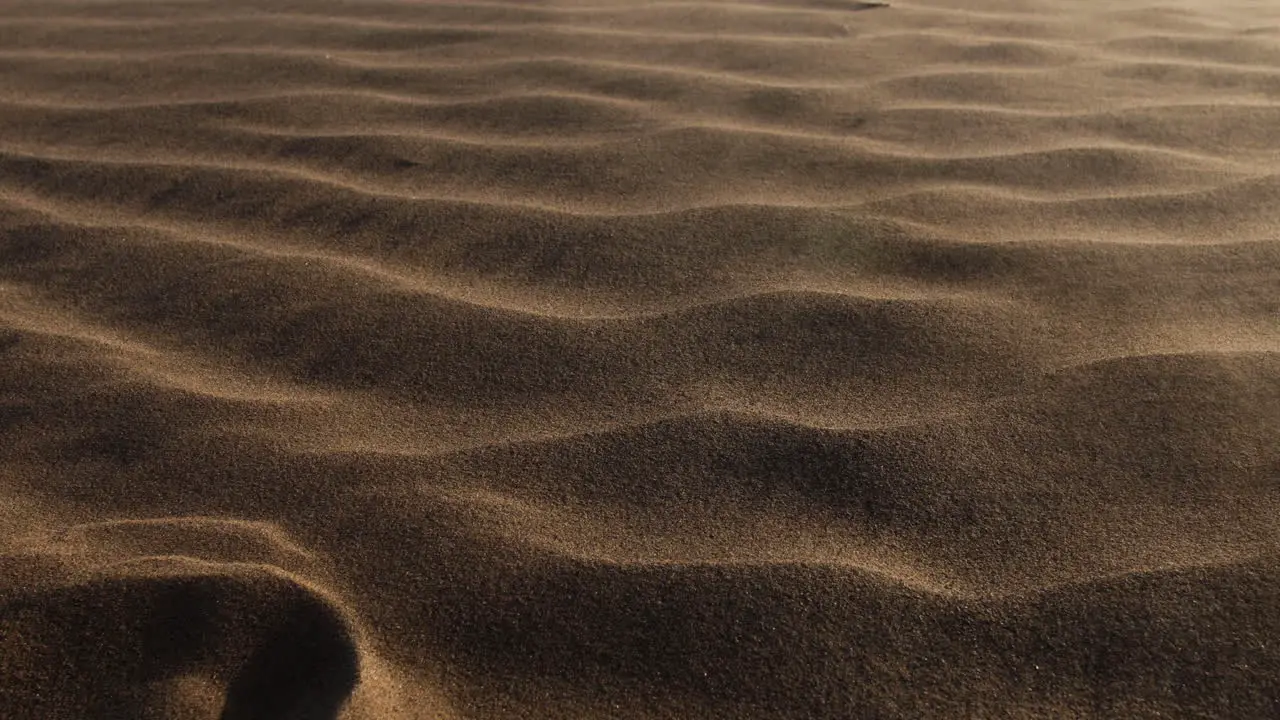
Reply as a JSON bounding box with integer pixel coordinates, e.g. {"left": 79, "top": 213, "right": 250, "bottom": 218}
{"left": 1, "top": 0, "right": 1279, "bottom": 717}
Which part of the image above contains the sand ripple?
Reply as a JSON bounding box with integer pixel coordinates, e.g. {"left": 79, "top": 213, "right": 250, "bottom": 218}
{"left": 2, "top": 0, "right": 1280, "bottom": 717}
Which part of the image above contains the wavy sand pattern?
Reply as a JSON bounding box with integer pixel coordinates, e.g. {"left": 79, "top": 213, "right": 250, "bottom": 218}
{"left": 1, "top": 0, "right": 1279, "bottom": 717}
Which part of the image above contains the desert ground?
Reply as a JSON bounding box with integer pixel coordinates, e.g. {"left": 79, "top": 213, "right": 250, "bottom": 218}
{"left": 1, "top": 0, "right": 1279, "bottom": 717}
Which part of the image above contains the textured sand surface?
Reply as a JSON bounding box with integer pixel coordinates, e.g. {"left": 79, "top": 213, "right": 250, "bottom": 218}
{"left": 1, "top": 0, "right": 1279, "bottom": 717}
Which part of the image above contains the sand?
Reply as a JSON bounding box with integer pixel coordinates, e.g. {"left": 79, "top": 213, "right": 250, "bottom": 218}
{"left": 0, "top": 0, "right": 1278, "bottom": 717}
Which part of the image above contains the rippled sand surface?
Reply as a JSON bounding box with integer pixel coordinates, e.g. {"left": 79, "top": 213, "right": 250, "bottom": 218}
{"left": 2, "top": 0, "right": 1279, "bottom": 717}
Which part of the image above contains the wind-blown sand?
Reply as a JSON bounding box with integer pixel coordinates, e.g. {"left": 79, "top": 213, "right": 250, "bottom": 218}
{"left": 1, "top": 0, "right": 1279, "bottom": 717}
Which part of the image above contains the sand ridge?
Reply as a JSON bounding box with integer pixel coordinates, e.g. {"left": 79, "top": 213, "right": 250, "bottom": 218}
{"left": 1, "top": 0, "right": 1279, "bottom": 717}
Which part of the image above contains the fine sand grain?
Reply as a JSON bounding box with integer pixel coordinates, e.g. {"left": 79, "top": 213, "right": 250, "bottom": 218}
{"left": 2, "top": 0, "right": 1280, "bottom": 718}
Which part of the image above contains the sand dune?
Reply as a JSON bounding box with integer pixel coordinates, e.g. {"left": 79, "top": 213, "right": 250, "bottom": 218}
{"left": 2, "top": 0, "right": 1279, "bottom": 717}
